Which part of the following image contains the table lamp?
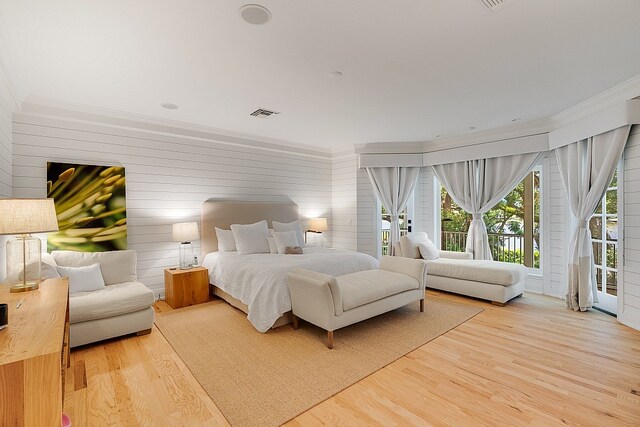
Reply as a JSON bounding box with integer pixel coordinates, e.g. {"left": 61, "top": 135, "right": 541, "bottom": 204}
{"left": 172, "top": 222, "right": 200, "bottom": 269}
{"left": 0, "top": 198, "right": 59, "bottom": 292}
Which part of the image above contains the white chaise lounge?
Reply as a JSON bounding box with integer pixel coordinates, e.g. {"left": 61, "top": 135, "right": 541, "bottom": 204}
{"left": 287, "top": 256, "right": 427, "bottom": 348}
{"left": 395, "top": 233, "right": 528, "bottom": 306}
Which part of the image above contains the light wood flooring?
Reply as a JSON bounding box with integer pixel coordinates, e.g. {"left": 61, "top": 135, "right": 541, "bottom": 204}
{"left": 64, "top": 292, "right": 640, "bottom": 426}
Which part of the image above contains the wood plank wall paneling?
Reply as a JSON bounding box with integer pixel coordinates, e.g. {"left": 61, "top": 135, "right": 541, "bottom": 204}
{"left": 0, "top": 68, "right": 16, "bottom": 280}
{"left": 12, "top": 112, "right": 332, "bottom": 296}
{"left": 356, "top": 168, "right": 377, "bottom": 257}
{"left": 544, "top": 152, "right": 567, "bottom": 298}
{"left": 413, "top": 167, "right": 436, "bottom": 242}
{"left": 622, "top": 125, "right": 640, "bottom": 329}
{"left": 331, "top": 154, "right": 358, "bottom": 251}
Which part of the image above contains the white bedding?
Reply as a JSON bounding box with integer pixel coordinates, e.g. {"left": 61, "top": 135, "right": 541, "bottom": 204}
{"left": 202, "top": 247, "right": 379, "bottom": 332}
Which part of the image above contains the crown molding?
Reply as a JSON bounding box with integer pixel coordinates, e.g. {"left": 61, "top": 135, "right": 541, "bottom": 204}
{"left": 19, "top": 96, "right": 332, "bottom": 159}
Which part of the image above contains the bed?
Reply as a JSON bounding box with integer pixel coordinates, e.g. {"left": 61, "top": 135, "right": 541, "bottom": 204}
{"left": 201, "top": 200, "right": 379, "bottom": 332}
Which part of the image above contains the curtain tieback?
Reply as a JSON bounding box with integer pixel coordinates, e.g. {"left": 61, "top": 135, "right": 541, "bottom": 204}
{"left": 390, "top": 215, "right": 400, "bottom": 222}
{"left": 471, "top": 213, "right": 482, "bottom": 220}
{"left": 577, "top": 219, "right": 588, "bottom": 229}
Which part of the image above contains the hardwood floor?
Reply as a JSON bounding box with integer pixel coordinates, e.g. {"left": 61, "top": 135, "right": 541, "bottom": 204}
{"left": 64, "top": 292, "right": 640, "bottom": 426}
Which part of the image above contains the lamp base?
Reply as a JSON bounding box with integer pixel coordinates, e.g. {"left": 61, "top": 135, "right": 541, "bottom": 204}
{"left": 10, "top": 281, "right": 40, "bottom": 293}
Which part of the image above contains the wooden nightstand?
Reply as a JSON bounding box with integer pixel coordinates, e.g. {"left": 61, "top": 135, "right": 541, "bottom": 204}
{"left": 164, "top": 267, "right": 209, "bottom": 309}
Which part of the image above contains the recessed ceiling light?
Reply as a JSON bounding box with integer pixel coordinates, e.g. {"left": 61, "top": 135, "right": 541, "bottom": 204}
{"left": 240, "top": 4, "right": 271, "bottom": 25}
{"left": 329, "top": 71, "right": 343, "bottom": 79}
{"left": 468, "top": 126, "right": 476, "bottom": 131}
{"left": 512, "top": 117, "right": 521, "bottom": 122}
{"left": 435, "top": 134, "right": 442, "bottom": 138}
{"left": 161, "top": 103, "right": 178, "bottom": 110}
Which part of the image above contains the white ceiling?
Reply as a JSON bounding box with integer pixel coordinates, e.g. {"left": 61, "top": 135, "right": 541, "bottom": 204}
{"left": 1, "top": 0, "right": 640, "bottom": 152}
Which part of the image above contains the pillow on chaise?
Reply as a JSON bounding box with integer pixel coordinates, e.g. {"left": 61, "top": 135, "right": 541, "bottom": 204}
{"left": 56, "top": 263, "right": 106, "bottom": 294}
{"left": 418, "top": 239, "right": 440, "bottom": 260}
{"left": 399, "top": 232, "right": 430, "bottom": 259}
{"left": 231, "top": 220, "right": 270, "bottom": 255}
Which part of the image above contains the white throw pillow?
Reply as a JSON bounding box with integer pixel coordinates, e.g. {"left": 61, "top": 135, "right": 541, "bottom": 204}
{"left": 272, "top": 220, "right": 305, "bottom": 247}
{"left": 273, "top": 231, "right": 299, "bottom": 254}
{"left": 418, "top": 240, "right": 440, "bottom": 260}
{"left": 215, "top": 227, "right": 236, "bottom": 252}
{"left": 56, "top": 263, "right": 106, "bottom": 294}
{"left": 400, "top": 232, "right": 430, "bottom": 259}
{"left": 231, "top": 220, "right": 270, "bottom": 255}
{"left": 266, "top": 237, "right": 278, "bottom": 254}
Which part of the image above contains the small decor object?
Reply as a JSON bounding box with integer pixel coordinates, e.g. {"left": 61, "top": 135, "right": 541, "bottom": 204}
{"left": 285, "top": 246, "right": 304, "bottom": 255}
{"left": 172, "top": 222, "right": 200, "bottom": 269}
{"left": 306, "top": 217, "right": 328, "bottom": 245}
{"left": 0, "top": 198, "right": 59, "bottom": 293}
{"left": 0, "top": 303, "right": 8, "bottom": 330}
{"left": 47, "top": 162, "right": 127, "bottom": 252}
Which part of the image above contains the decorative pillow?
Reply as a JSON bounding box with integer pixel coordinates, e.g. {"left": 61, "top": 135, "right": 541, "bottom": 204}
{"left": 273, "top": 231, "right": 300, "bottom": 254}
{"left": 399, "top": 232, "right": 430, "bottom": 259}
{"left": 56, "top": 263, "right": 106, "bottom": 294}
{"left": 285, "top": 246, "right": 304, "bottom": 255}
{"left": 230, "top": 220, "right": 270, "bottom": 255}
{"left": 215, "top": 227, "right": 236, "bottom": 252}
{"left": 266, "top": 237, "right": 278, "bottom": 254}
{"left": 272, "top": 220, "right": 305, "bottom": 247}
{"left": 418, "top": 239, "right": 440, "bottom": 260}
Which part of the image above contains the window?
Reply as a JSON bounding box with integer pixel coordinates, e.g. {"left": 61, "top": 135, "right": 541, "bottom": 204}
{"left": 440, "top": 169, "right": 541, "bottom": 268}
{"left": 380, "top": 201, "right": 412, "bottom": 256}
{"left": 590, "top": 166, "right": 620, "bottom": 305}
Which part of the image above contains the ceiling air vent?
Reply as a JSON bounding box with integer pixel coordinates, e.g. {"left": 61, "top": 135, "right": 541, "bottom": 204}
{"left": 250, "top": 108, "right": 279, "bottom": 118}
{"left": 477, "top": 0, "right": 517, "bottom": 12}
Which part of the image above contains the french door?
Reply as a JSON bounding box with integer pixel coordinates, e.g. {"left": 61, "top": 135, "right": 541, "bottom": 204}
{"left": 590, "top": 163, "right": 622, "bottom": 314}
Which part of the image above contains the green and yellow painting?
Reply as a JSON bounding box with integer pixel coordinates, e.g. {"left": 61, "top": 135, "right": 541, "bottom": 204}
{"left": 47, "top": 162, "right": 127, "bottom": 252}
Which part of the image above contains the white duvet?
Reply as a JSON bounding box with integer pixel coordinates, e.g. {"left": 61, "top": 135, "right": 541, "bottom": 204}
{"left": 202, "top": 247, "right": 379, "bottom": 332}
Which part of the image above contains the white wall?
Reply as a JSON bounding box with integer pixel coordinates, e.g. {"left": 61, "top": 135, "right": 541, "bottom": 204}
{"left": 331, "top": 153, "right": 357, "bottom": 251}
{"left": 12, "top": 106, "right": 332, "bottom": 296}
{"left": 413, "top": 167, "right": 437, "bottom": 243}
{"left": 356, "top": 168, "right": 378, "bottom": 257}
{"left": 620, "top": 125, "right": 640, "bottom": 330}
{"left": 0, "top": 66, "right": 16, "bottom": 279}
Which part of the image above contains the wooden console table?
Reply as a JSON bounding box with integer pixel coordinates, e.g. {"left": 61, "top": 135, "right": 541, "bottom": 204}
{"left": 0, "top": 278, "right": 70, "bottom": 426}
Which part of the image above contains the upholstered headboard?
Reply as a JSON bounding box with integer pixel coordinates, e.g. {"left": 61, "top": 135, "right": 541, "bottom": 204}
{"left": 201, "top": 200, "right": 299, "bottom": 255}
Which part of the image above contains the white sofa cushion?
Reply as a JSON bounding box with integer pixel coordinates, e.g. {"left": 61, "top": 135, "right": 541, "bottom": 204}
{"left": 418, "top": 240, "right": 440, "bottom": 260}
{"left": 272, "top": 220, "right": 305, "bottom": 247}
{"left": 273, "top": 230, "right": 299, "bottom": 254}
{"left": 69, "top": 281, "right": 155, "bottom": 324}
{"left": 215, "top": 227, "right": 236, "bottom": 252}
{"left": 399, "top": 232, "right": 429, "bottom": 259}
{"left": 56, "top": 263, "right": 106, "bottom": 294}
{"left": 231, "top": 220, "right": 270, "bottom": 255}
{"left": 337, "top": 269, "right": 419, "bottom": 311}
{"left": 52, "top": 250, "right": 137, "bottom": 285}
{"left": 426, "top": 258, "right": 528, "bottom": 287}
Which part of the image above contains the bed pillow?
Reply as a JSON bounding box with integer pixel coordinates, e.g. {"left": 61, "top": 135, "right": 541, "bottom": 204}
{"left": 215, "top": 227, "right": 236, "bottom": 252}
{"left": 273, "top": 231, "right": 300, "bottom": 254}
{"left": 231, "top": 220, "right": 270, "bottom": 255}
{"left": 418, "top": 239, "right": 440, "bottom": 260}
{"left": 56, "top": 263, "right": 106, "bottom": 294}
{"left": 266, "top": 237, "right": 278, "bottom": 254}
{"left": 272, "top": 220, "right": 305, "bottom": 247}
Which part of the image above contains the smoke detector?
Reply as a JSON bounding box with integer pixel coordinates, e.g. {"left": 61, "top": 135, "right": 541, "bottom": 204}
{"left": 250, "top": 108, "right": 279, "bottom": 118}
{"left": 477, "top": 0, "right": 518, "bottom": 12}
{"left": 240, "top": 4, "right": 271, "bottom": 25}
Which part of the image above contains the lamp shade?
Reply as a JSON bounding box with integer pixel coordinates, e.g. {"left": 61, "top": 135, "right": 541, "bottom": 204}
{"left": 0, "top": 198, "right": 59, "bottom": 235}
{"left": 308, "top": 217, "right": 328, "bottom": 232}
{"left": 172, "top": 222, "right": 200, "bottom": 242}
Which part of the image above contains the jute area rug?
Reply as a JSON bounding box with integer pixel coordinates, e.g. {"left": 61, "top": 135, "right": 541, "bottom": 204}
{"left": 155, "top": 298, "right": 482, "bottom": 427}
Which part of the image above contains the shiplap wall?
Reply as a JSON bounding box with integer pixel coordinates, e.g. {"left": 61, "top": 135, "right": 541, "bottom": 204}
{"left": 12, "top": 109, "right": 332, "bottom": 296}
{"left": 0, "top": 69, "right": 16, "bottom": 279}
{"left": 621, "top": 125, "right": 640, "bottom": 330}
{"left": 331, "top": 153, "right": 358, "bottom": 251}
{"left": 413, "top": 167, "right": 437, "bottom": 242}
{"left": 543, "top": 152, "right": 568, "bottom": 297}
{"left": 356, "top": 168, "right": 378, "bottom": 257}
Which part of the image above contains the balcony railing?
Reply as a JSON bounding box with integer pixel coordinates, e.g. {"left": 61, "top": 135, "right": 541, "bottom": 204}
{"left": 381, "top": 229, "right": 408, "bottom": 256}
{"left": 441, "top": 230, "right": 539, "bottom": 267}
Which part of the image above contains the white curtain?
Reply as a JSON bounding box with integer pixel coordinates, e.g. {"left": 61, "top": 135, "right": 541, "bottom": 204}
{"left": 365, "top": 167, "right": 421, "bottom": 255}
{"left": 556, "top": 125, "right": 631, "bottom": 311}
{"left": 432, "top": 152, "right": 545, "bottom": 260}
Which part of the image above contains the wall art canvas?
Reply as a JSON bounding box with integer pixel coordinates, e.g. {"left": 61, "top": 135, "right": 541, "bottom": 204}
{"left": 47, "top": 162, "right": 127, "bottom": 252}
